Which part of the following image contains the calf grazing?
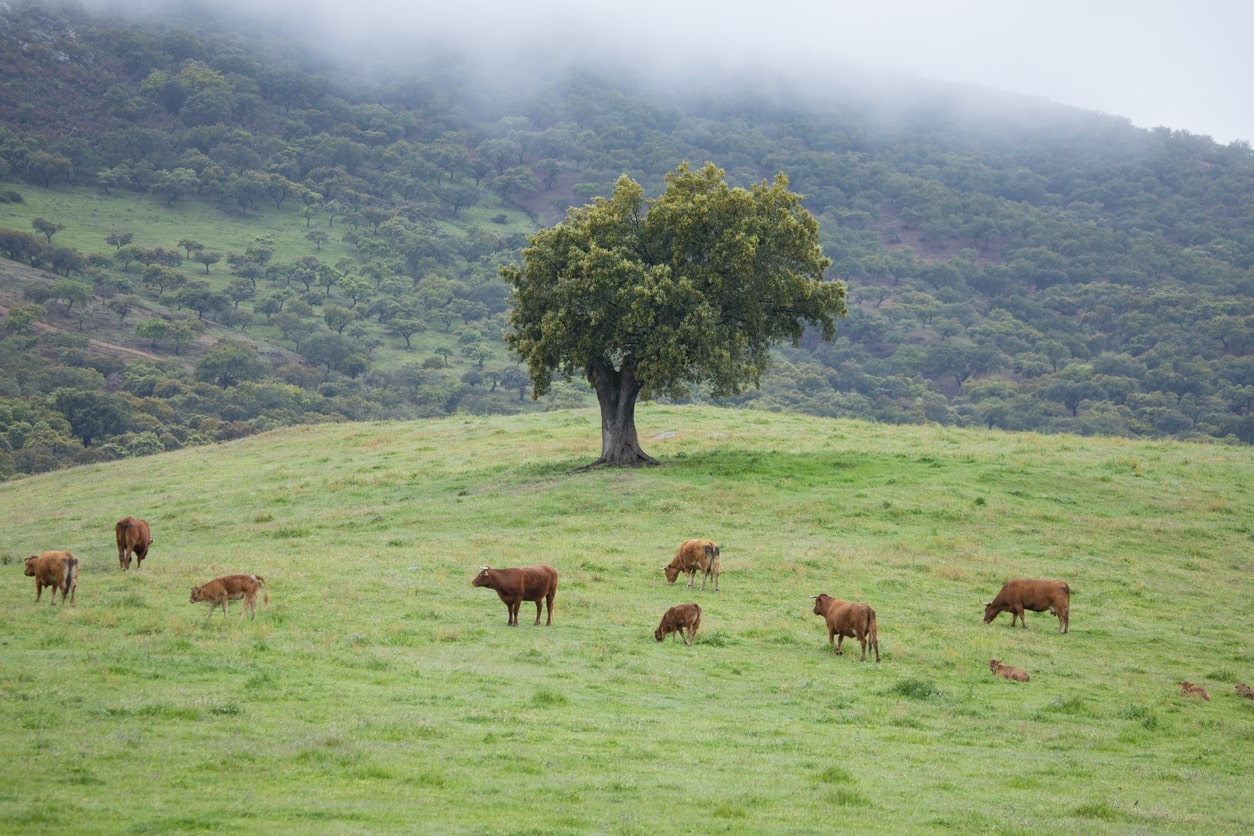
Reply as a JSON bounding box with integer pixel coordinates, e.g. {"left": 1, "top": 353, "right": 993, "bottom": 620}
{"left": 811, "top": 593, "right": 880, "bottom": 662}
{"left": 655, "top": 603, "right": 702, "bottom": 646}
{"left": 982, "top": 578, "right": 1070, "bottom": 633}
{"left": 1179, "top": 681, "right": 1210, "bottom": 701}
{"left": 24, "top": 550, "right": 79, "bottom": 606}
{"left": 989, "top": 659, "right": 1030, "bottom": 682}
{"left": 472, "top": 565, "right": 558, "bottom": 626}
{"left": 661, "top": 539, "right": 720, "bottom": 591}
{"left": 190, "top": 574, "right": 268, "bottom": 619}
{"left": 115, "top": 517, "right": 153, "bottom": 570}
{"left": 1236, "top": 684, "right": 1254, "bottom": 701}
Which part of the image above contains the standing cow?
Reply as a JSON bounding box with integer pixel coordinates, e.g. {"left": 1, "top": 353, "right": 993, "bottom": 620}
{"left": 472, "top": 565, "right": 558, "bottom": 626}
{"left": 190, "top": 574, "right": 269, "bottom": 619}
{"left": 115, "top": 516, "right": 153, "bottom": 570}
{"left": 655, "top": 603, "right": 702, "bottom": 646}
{"left": 811, "top": 593, "right": 880, "bottom": 662}
{"left": 661, "top": 539, "right": 720, "bottom": 591}
{"left": 982, "top": 578, "right": 1070, "bottom": 633}
{"left": 24, "top": 550, "right": 79, "bottom": 605}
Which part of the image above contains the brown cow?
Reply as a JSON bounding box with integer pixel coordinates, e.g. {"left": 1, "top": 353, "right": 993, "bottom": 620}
{"left": 1178, "top": 681, "right": 1210, "bottom": 701}
{"left": 472, "top": 565, "right": 558, "bottom": 626}
{"left": 190, "top": 574, "right": 268, "bottom": 619}
{"left": 989, "top": 659, "right": 1030, "bottom": 682}
{"left": 115, "top": 517, "right": 153, "bottom": 571}
{"left": 655, "top": 603, "right": 702, "bottom": 646}
{"left": 811, "top": 593, "right": 880, "bottom": 662}
{"left": 24, "top": 550, "right": 78, "bottom": 606}
{"left": 982, "top": 578, "right": 1070, "bottom": 633}
{"left": 1236, "top": 684, "right": 1254, "bottom": 701}
{"left": 661, "top": 539, "right": 720, "bottom": 591}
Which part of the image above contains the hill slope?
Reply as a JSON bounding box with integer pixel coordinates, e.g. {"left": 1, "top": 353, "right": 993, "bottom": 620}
{"left": 2, "top": 407, "right": 1251, "bottom": 830}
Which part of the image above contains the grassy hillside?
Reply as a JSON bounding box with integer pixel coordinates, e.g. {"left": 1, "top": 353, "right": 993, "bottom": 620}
{"left": 1, "top": 406, "right": 1251, "bottom": 832}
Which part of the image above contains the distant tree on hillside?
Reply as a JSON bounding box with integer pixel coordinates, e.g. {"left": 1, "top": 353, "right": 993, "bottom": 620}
{"left": 194, "top": 340, "right": 268, "bottom": 387}
{"left": 503, "top": 163, "right": 846, "bottom": 467}
{"left": 32, "top": 218, "right": 64, "bottom": 244}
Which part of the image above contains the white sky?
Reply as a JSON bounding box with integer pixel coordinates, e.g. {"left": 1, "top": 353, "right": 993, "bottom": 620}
{"left": 138, "top": 0, "right": 1254, "bottom": 144}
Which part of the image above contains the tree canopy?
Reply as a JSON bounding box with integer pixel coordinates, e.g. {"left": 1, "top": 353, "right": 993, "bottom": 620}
{"left": 503, "top": 163, "right": 846, "bottom": 466}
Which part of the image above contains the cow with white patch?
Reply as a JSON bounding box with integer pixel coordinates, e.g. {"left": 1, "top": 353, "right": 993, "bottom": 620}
{"left": 24, "top": 550, "right": 78, "bottom": 606}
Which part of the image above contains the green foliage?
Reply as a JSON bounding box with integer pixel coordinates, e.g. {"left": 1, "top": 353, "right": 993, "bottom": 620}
{"left": 0, "top": 0, "right": 1250, "bottom": 485}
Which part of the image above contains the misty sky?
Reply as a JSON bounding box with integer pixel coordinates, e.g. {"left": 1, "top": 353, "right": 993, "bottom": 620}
{"left": 140, "top": 0, "right": 1254, "bottom": 144}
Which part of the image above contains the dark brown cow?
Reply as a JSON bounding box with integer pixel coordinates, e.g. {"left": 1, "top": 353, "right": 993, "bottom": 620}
{"left": 1179, "top": 681, "right": 1210, "bottom": 701}
{"left": 811, "top": 593, "right": 880, "bottom": 662}
{"left": 115, "top": 517, "right": 153, "bottom": 571}
{"left": 982, "top": 578, "right": 1070, "bottom": 633}
{"left": 472, "top": 565, "right": 558, "bottom": 626}
{"left": 1235, "top": 684, "right": 1253, "bottom": 700}
{"left": 24, "top": 550, "right": 79, "bottom": 605}
{"left": 190, "top": 574, "right": 269, "bottom": 619}
{"left": 655, "top": 603, "right": 702, "bottom": 646}
{"left": 989, "top": 659, "right": 1030, "bottom": 682}
{"left": 661, "top": 539, "right": 720, "bottom": 591}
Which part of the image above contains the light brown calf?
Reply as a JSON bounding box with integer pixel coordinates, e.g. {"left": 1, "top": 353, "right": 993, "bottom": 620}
{"left": 1178, "top": 681, "right": 1210, "bottom": 701}
{"left": 989, "top": 659, "right": 1030, "bottom": 682}
{"left": 1236, "top": 684, "right": 1254, "bottom": 701}
{"left": 654, "top": 603, "right": 702, "bottom": 646}
{"left": 191, "top": 574, "right": 269, "bottom": 619}
{"left": 24, "top": 550, "right": 79, "bottom": 605}
{"left": 662, "top": 539, "right": 720, "bottom": 591}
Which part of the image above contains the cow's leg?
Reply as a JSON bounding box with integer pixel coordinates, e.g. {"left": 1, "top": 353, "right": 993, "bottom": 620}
{"left": 834, "top": 633, "right": 845, "bottom": 655}
{"left": 684, "top": 627, "right": 693, "bottom": 646}
{"left": 533, "top": 600, "right": 542, "bottom": 625}
{"left": 544, "top": 594, "right": 554, "bottom": 626}
{"left": 858, "top": 635, "right": 867, "bottom": 662}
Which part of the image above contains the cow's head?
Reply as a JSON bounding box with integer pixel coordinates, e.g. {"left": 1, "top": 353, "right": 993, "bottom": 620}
{"left": 654, "top": 626, "right": 666, "bottom": 642}
{"left": 810, "top": 594, "right": 829, "bottom": 616}
{"left": 472, "top": 566, "right": 492, "bottom": 587}
{"left": 981, "top": 601, "right": 998, "bottom": 623}
{"left": 662, "top": 564, "right": 680, "bottom": 584}
{"left": 23, "top": 556, "right": 39, "bottom": 576}
{"left": 190, "top": 587, "right": 203, "bottom": 603}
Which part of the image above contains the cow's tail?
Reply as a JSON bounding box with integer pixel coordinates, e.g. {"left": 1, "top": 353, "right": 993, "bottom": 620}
{"left": 866, "top": 608, "right": 879, "bottom": 654}
{"left": 63, "top": 558, "right": 78, "bottom": 601}
{"left": 255, "top": 575, "right": 270, "bottom": 606}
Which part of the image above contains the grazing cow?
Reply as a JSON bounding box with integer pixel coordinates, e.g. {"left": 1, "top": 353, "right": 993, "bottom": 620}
{"left": 472, "top": 565, "right": 558, "bottom": 626}
{"left": 190, "top": 574, "right": 268, "bottom": 619}
{"left": 1236, "top": 684, "right": 1254, "bottom": 701}
{"left": 661, "top": 539, "right": 720, "bottom": 591}
{"left": 811, "top": 593, "right": 880, "bottom": 662}
{"left": 1178, "top": 681, "right": 1210, "bottom": 701}
{"left": 982, "top": 578, "right": 1070, "bottom": 633}
{"left": 115, "top": 517, "right": 153, "bottom": 570}
{"left": 989, "top": 659, "right": 1030, "bottom": 682}
{"left": 655, "top": 603, "right": 702, "bottom": 646}
{"left": 24, "top": 550, "right": 79, "bottom": 606}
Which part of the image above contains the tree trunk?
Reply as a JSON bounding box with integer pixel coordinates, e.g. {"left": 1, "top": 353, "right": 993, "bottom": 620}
{"left": 585, "top": 361, "right": 658, "bottom": 468}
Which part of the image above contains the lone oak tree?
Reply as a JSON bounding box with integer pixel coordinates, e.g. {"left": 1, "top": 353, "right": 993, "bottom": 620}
{"left": 502, "top": 162, "right": 846, "bottom": 467}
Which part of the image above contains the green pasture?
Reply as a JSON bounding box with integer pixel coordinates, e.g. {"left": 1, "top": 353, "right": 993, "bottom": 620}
{"left": 1, "top": 407, "right": 1251, "bottom": 833}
